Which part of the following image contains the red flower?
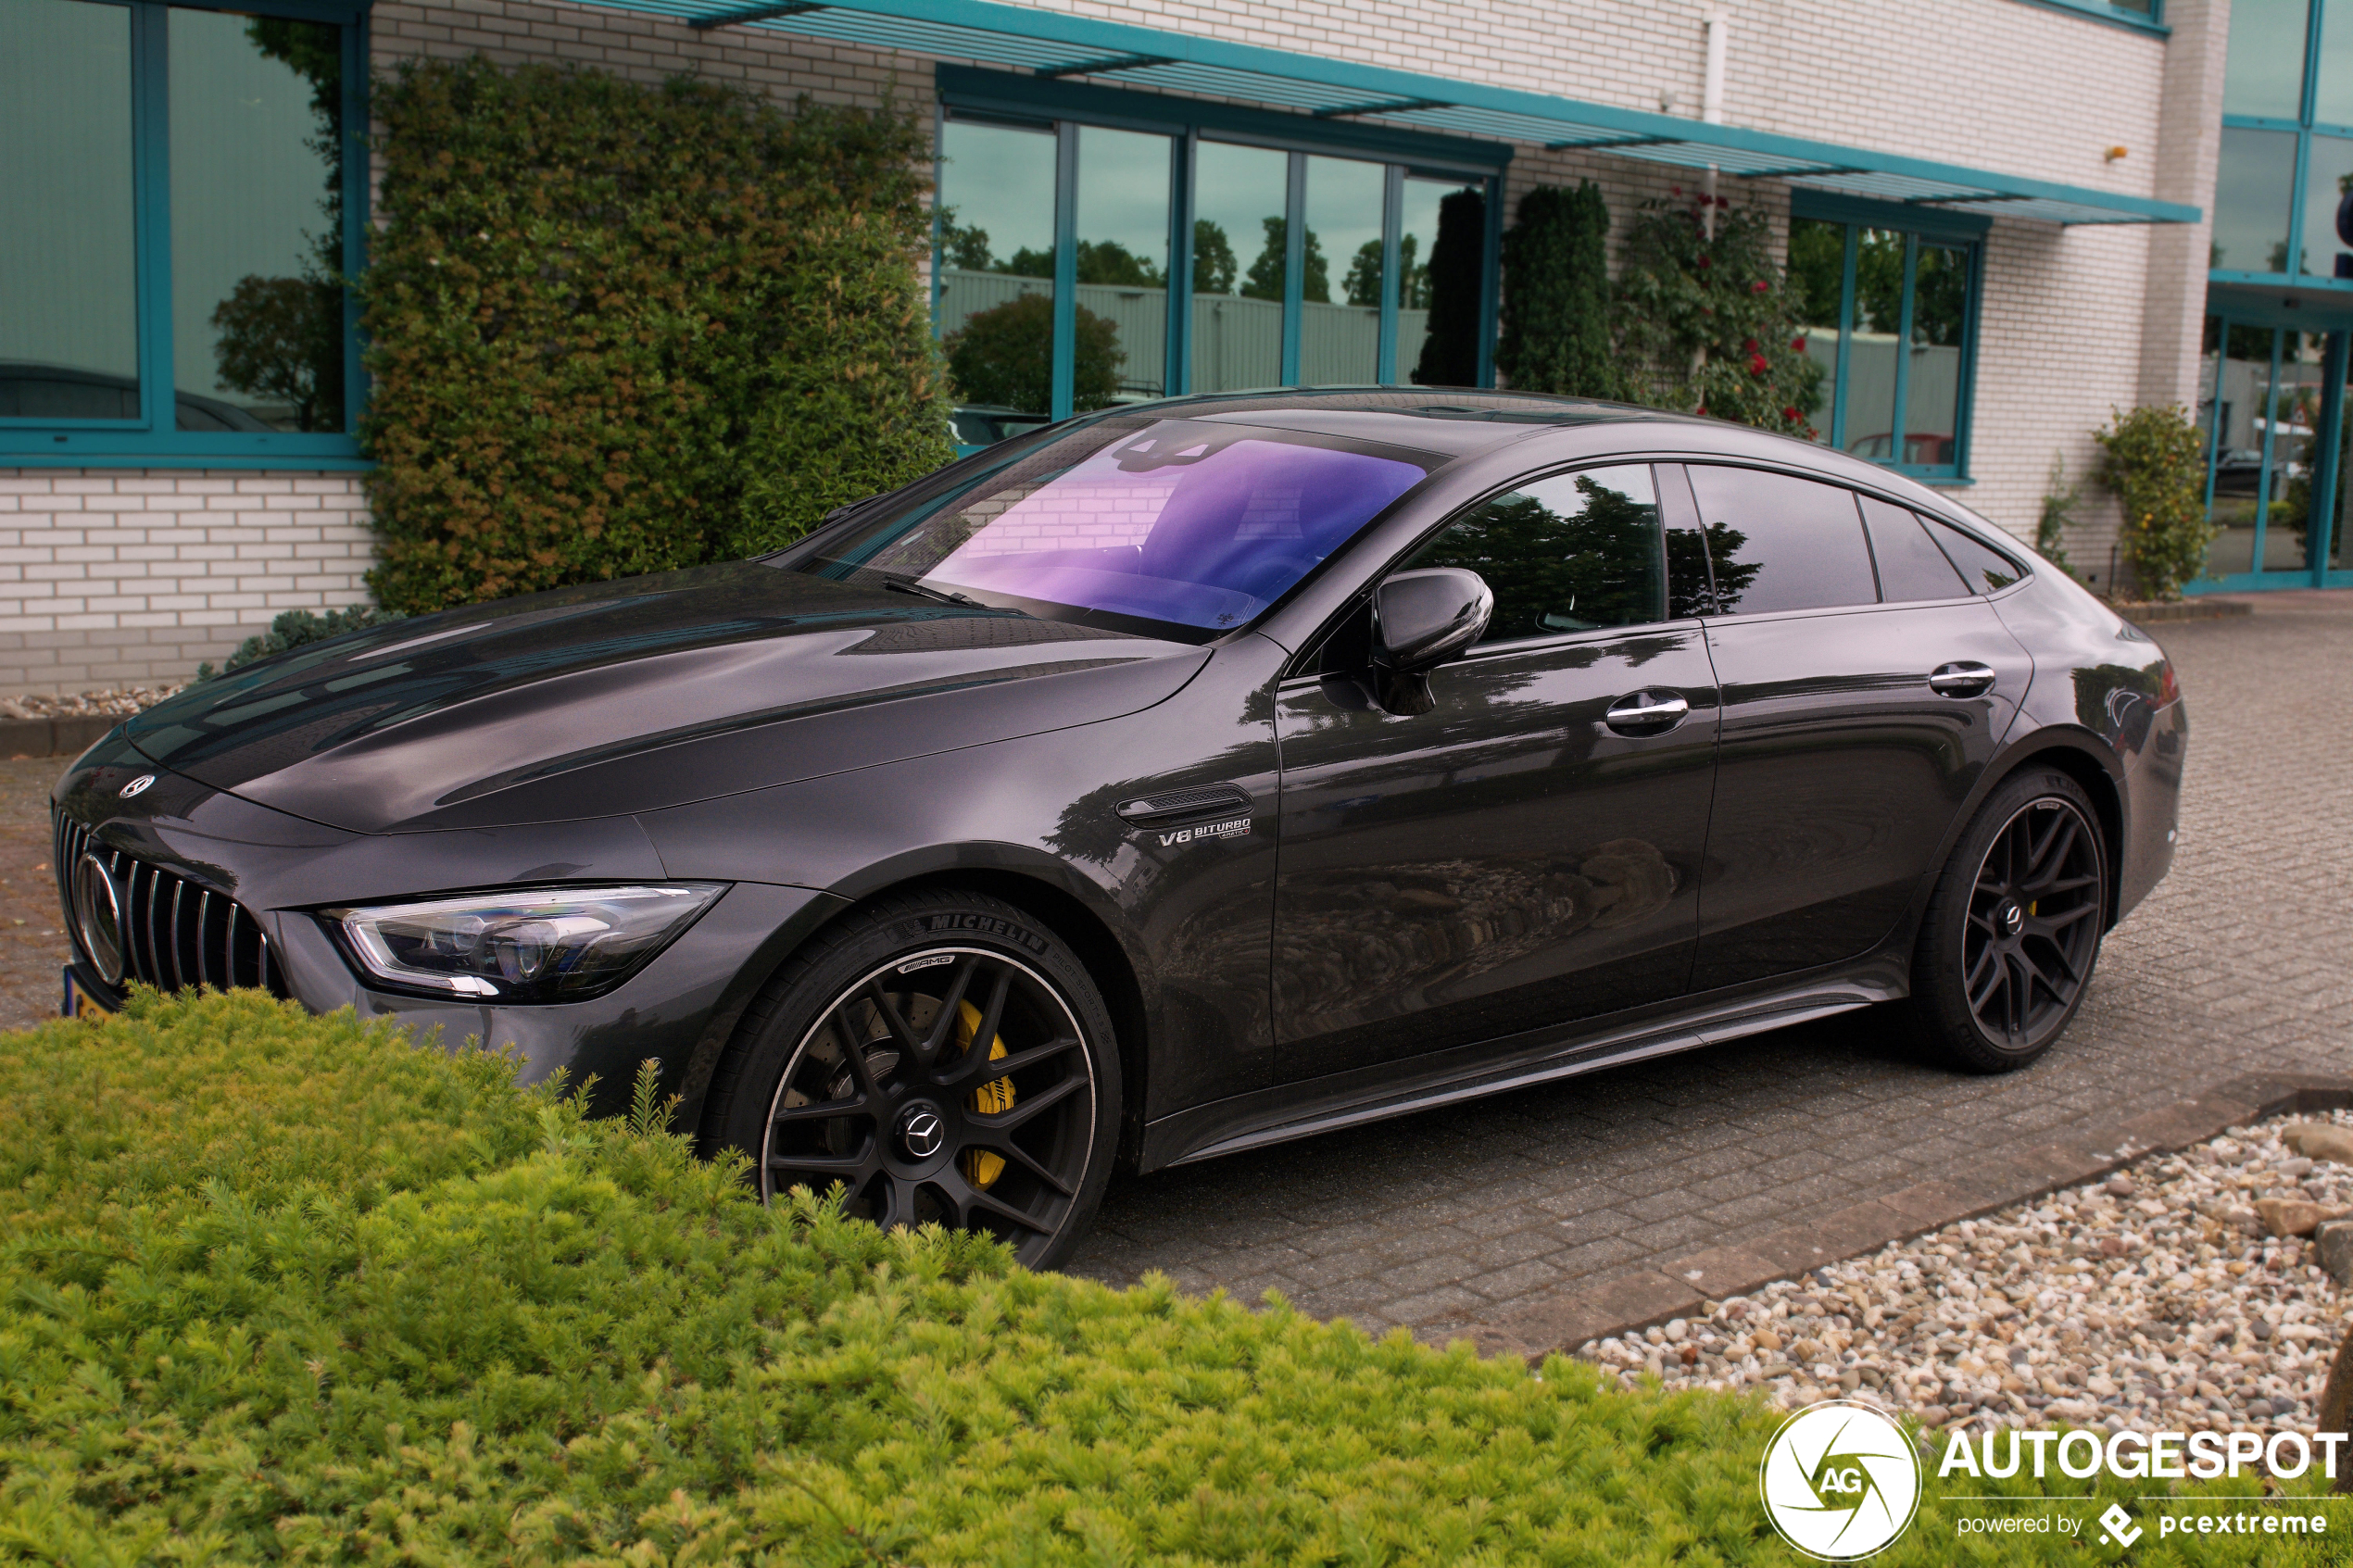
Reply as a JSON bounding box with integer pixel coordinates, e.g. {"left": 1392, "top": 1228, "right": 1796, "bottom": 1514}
{"left": 1752, "top": 279, "right": 1769, "bottom": 294}
{"left": 1748, "top": 353, "right": 1768, "bottom": 376}
{"left": 1696, "top": 254, "right": 1711, "bottom": 270}
{"left": 1783, "top": 406, "right": 1802, "bottom": 421}
{"left": 1791, "top": 337, "right": 1806, "bottom": 352}
{"left": 1694, "top": 405, "right": 1708, "bottom": 416}
{"left": 1670, "top": 184, "right": 1683, "bottom": 195}
{"left": 1743, "top": 338, "right": 1759, "bottom": 353}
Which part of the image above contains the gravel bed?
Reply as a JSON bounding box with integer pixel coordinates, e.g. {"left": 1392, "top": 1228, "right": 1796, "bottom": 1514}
{"left": 0, "top": 686, "right": 181, "bottom": 720}
{"left": 1577, "top": 1110, "right": 2352, "bottom": 1434}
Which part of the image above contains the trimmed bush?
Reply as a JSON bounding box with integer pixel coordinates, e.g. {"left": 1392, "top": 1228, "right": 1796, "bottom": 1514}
{"left": 1496, "top": 182, "right": 1619, "bottom": 399}
{"left": 359, "top": 60, "right": 955, "bottom": 615}
{"left": 0, "top": 993, "right": 2334, "bottom": 1563}
{"left": 2095, "top": 404, "right": 2217, "bottom": 601}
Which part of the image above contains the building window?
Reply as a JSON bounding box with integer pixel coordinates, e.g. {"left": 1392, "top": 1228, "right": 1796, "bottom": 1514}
{"left": 1783, "top": 196, "right": 1984, "bottom": 482}
{"left": 2212, "top": 0, "right": 2353, "bottom": 284}
{"left": 934, "top": 69, "right": 1503, "bottom": 444}
{"left": 0, "top": 0, "right": 367, "bottom": 468}
{"left": 2197, "top": 314, "right": 2349, "bottom": 582}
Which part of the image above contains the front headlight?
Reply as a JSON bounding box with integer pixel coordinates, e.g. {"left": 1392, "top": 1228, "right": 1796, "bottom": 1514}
{"left": 323, "top": 884, "right": 726, "bottom": 1001}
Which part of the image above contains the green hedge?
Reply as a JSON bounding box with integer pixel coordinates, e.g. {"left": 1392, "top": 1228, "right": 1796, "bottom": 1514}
{"left": 359, "top": 60, "right": 955, "bottom": 615}
{"left": 0, "top": 993, "right": 2334, "bottom": 1564}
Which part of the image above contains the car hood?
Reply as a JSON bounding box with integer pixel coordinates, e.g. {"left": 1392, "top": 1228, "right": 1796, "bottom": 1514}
{"left": 126, "top": 561, "right": 1207, "bottom": 834}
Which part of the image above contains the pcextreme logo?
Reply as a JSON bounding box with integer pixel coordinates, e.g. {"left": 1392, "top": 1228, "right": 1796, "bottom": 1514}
{"left": 1759, "top": 1399, "right": 1923, "bottom": 1561}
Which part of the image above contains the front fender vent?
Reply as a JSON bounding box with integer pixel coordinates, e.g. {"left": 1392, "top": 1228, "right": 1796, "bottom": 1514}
{"left": 1114, "top": 784, "right": 1252, "bottom": 831}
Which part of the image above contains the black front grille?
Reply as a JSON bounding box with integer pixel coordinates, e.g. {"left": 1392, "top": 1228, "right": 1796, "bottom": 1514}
{"left": 55, "top": 812, "right": 288, "bottom": 997}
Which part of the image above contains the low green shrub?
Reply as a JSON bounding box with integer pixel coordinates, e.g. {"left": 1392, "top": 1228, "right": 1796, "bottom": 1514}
{"left": 194, "top": 606, "right": 407, "bottom": 682}
{"left": 2095, "top": 404, "right": 2215, "bottom": 601}
{"left": 0, "top": 993, "right": 2335, "bottom": 1564}
{"left": 359, "top": 59, "right": 955, "bottom": 615}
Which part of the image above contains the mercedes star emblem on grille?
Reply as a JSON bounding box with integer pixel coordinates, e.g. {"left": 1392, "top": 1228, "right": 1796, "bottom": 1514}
{"left": 70, "top": 851, "right": 127, "bottom": 986}
{"left": 119, "top": 774, "right": 155, "bottom": 799}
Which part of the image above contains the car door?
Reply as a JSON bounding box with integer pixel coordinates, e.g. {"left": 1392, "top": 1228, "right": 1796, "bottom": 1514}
{"left": 1672, "top": 463, "right": 2033, "bottom": 993}
{"left": 1270, "top": 463, "right": 1721, "bottom": 1084}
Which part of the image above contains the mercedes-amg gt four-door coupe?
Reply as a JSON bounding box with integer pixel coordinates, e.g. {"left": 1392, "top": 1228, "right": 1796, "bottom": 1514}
{"left": 55, "top": 391, "right": 2184, "bottom": 1268}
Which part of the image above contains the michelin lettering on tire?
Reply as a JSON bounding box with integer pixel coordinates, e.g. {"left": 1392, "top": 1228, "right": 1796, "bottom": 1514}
{"left": 1758, "top": 1399, "right": 1921, "bottom": 1562}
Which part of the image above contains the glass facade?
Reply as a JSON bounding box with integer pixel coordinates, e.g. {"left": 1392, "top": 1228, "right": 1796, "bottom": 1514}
{"left": 936, "top": 86, "right": 1500, "bottom": 442}
{"left": 2197, "top": 0, "right": 2353, "bottom": 589}
{"left": 1783, "top": 205, "right": 1981, "bottom": 480}
{"left": 0, "top": 0, "right": 362, "bottom": 458}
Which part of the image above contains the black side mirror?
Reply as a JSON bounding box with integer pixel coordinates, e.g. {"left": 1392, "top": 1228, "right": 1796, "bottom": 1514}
{"left": 1368, "top": 567, "right": 1492, "bottom": 714}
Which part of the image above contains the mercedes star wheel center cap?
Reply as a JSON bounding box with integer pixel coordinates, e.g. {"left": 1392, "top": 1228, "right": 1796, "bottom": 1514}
{"left": 898, "top": 1104, "right": 946, "bottom": 1160}
{"left": 2000, "top": 902, "right": 2025, "bottom": 935}
{"left": 71, "top": 851, "right": 127, "bottom": 985}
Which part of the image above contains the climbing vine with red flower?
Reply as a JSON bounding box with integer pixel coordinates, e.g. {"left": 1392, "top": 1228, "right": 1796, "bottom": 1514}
{"left": 1613, "top": 193, "right": 1824, "bottom": 437}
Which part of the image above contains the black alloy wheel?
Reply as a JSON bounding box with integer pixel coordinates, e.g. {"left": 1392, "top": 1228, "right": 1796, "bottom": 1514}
{"left": 1907, "top": 769, "right": 2108, "bottom": 1073}
{"left": 703, "top": 891, "right": 1119, "bottom": 1270}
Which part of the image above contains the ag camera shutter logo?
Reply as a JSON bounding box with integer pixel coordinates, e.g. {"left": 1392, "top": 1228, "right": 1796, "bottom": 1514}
{"left": 1759, "top": 1399, "right": 1922, "bottom": 1561}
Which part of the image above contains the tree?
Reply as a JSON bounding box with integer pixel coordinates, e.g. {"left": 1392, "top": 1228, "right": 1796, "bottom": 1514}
{"left": 1242, "top": 217, "right": 1329, "bottom": 303}
{"left": 210, "top": 275, "right": 345, "bottom": 432}
{"left": 1075, "top": 239, "right": 1164, "bottom": 288}
{"left": 1344, "top": 238, "right": 1382, "bottom": 307}
{"left": 1414, "top": 473, "right": 1660, "bottom": 635}
{"left": 1495, "top": 182, "right": 1617, "bottom": 398}
{"left": 1192, "top": 220, "right": 1237, "bottom": 295}
{"left": 936, "top": 207, "right": 995, "bottom": 271}
{"left": 941, "top": 293, "right": 1125, "bottom": 413}
{"left": 1412, "top": 188, "right": 1486, "bottom": 388}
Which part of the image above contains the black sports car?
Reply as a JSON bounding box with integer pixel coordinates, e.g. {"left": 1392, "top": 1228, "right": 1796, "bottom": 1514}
{"left": 54, "top": 390, "right": 2185, "bottom": 1269}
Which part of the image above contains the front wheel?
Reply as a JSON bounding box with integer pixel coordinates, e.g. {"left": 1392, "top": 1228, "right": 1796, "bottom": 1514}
{"left": 703, "top": 890, "right": 1120, "bottom": 1271}
{"left": 1906, "top": 769, "right": 2108, "bottom": 1073}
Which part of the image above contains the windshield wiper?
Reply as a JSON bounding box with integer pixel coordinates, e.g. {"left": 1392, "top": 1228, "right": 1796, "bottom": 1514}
{"left": 875, "top": 572, "right": 1007, "bottom": 612}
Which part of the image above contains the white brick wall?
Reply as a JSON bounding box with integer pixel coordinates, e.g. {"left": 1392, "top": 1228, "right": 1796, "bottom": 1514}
{"left": 0, "top": 0, "right": 2224, "bottom": 689}
{"left": 0, "top": 472, "right": 373, "bottom": 691}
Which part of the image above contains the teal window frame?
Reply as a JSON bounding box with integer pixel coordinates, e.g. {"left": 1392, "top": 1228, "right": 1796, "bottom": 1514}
{"left": 2212, "top": 0, "right": 2353, "bottom": 290}
{"left": 1788, "top": 191, "right": 1987, "bottom": 485}
{"left": 1, "top": 0, "right": 371, "bottom": 470}
{"left": 936, "top": 65, "right": 1506, "bottom": 447}
{"left": 2188, "top": 298, "right": 2353, "bottom": 592}
{"left": 2008, "top": 0, "right": 2166, "bottom": 35}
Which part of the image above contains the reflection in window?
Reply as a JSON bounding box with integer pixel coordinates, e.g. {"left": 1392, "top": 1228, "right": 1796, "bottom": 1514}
{"left": 1400, "top": 176, "right": 1485, "bottom": 386}
{"left": 1786, "top": 217, "right": 1845, "bottom": 445}
{"left": 1857, "top": 495, "right": 1967, "bottom": 602}
{"left": 1302, "top": 156, "right": 1383, "bottom": 384}
{"left": 1686, "top": 466, "right": 1879, "bottom": 615}
{"left": 800, "top": 419, "right": 1427, "bottom": 636}
{"left": 171, "top": 8, "right": 345, "bottom": 433}
{"left": 1191, "top": 141, "right": 1289, "bottom": 393}
{"left": 937, "top": 119, "right": 1058, "bottom": 418}
{"left": 1789, "top": 207, "right": 1977, "bottom": 472}
{"left": 2302, "top": 133, "right": 2353, "bottom": 281}
{"left": 1075, "top": 125, "right": 1170, "bottom": 405}
{"left": 2213, "top": 129, "right": 2299, "bottom": 273}
{"left": 2224, "top": 0, "right": 2310, "bottom": 119}
{"left": 0, "top": 0, "right": 139, "bottom": 420}
{"left": 2198, "top": 319, "right": 2330, "bottom": 576}
{"left": 1405, "top": 465, "right": 1664, "bottom": 641}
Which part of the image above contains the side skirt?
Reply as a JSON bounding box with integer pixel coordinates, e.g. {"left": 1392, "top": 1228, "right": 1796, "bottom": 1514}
{"left": 1140, "top": 973, "right": 1899, "bottom": 1171}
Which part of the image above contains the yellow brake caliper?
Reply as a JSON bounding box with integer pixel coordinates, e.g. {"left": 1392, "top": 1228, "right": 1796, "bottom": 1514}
{"left": 955, "top": 998, "right": 1014, "bottom": 1188}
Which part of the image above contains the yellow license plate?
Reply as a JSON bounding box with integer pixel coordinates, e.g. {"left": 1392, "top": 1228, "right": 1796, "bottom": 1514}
{"left": 62, "top": 970, "right": 112, "bottom": 1021}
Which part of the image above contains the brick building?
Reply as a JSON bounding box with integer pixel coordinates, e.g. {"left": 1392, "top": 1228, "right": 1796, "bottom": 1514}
{"left": 2, "top": 0, "right": 2344, "bottom": 693}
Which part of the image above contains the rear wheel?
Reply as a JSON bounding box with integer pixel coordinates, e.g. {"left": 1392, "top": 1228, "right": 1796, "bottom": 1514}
{"left": 1906, "top": 769, "right": 2108, "bottom": 1073}
{"left": 704, "top": 890, "right": 1119, "bottom": 1271}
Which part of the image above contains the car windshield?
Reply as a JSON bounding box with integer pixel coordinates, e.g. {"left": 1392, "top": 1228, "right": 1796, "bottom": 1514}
{"left": 786, "top": 417, "right": 1433, "bottom": 641}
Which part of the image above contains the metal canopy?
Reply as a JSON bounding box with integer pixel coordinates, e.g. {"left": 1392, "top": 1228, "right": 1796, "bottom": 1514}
{"left": 586, "top": 0, "right": 2201, "bottom": 227}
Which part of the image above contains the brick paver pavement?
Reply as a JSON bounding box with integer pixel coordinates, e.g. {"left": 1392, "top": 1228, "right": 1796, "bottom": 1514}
{"left": 1068, "top": 593, "right": 2353, "bottom": 1346}
{"left": 3, "top": 598, "right": 2344, "bottom": 1348}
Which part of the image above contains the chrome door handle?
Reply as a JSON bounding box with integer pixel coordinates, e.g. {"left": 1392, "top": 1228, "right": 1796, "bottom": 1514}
{"left": 1929, "top": 661, "right": 1996, "bottom": 697}
{"left": 1605, "top": 692, "right": 1690, "bottom": 733}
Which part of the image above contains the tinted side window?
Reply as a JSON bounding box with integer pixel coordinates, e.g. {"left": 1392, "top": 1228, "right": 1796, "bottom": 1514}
{"left": 1858, "top": 495, "right": 1969, "bottom": 602}
{"left": 1923, "top": 516, "right": 2024, "bottom": 593}
{"left": 1402, "top": 463, "right": 1664, "bottom": 643}
{"left": 1684, "top": 466, "right": 1880, "bottom": 615}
